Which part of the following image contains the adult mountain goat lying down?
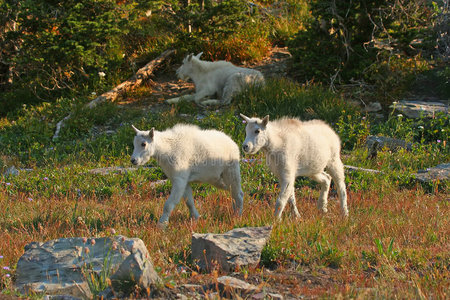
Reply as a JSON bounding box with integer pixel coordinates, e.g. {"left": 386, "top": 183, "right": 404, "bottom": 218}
{"left": 166, "top": 52, "right": 264, "bottom": 106}
{"left": 131, "top": 124, "right": 244, "bottom": 227}
{"left": 240, "top": 114, "right": 349, "bottom": 220}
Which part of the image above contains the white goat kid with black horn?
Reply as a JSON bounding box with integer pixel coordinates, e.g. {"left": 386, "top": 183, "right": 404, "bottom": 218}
{"left": 240, "top": 114, "right": 348, "bottom": 220}
{"left": 130, "top": 124, "right": 244, "bottom": 227}
{"left": 166, "top": 52, "right": 264, "bottom": 106}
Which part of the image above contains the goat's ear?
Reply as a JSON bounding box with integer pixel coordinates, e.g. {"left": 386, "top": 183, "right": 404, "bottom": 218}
{"left": 239, "top": 113, "right": 251, "bottom": 123}
{"left": 195, "top": 52, "right": 203, "bottom": 59}
{"left": 131, "top": 124, "right": 139, "bottom": 134}
{"left": 149, "top": 127, "right": 155, "bottom": 139}
{"left": 261, "top": 115, "right": 270, "bottom": 127}
{"left": 187, "top": 53, "right": 193, "bottom": 61}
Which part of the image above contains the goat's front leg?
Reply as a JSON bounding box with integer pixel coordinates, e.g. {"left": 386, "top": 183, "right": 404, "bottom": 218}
{"left": 274, "top": 177, "right": 295, "bottom": 220}
{"left": 158, "top": 177, "right": 188, "bottom": 227}
{"left": 166, "top": 94, "right": 195, "bottom": 104}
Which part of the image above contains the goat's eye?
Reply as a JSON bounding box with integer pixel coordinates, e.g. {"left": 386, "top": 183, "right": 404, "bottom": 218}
{"left": 255, "top": 129, "right": 261, "bottom": 134}
{"left": 141, "top": 142, "right": 146, "bottom": 147}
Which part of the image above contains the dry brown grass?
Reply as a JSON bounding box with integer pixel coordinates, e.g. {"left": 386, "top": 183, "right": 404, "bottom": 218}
{"left": 1, "top": 181, "right": 448, "bottom": 298}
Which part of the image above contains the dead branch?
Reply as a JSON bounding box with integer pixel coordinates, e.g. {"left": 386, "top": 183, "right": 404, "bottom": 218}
{"left": 52, "top": 49, "right": 175, "bottom": 141}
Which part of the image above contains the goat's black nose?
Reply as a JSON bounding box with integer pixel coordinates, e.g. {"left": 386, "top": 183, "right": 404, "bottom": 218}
{"left": 131, "top": 158, "right": 136, "bottom": 165}
{"left": 243, "top": 144, "right": 249, "bottom": 152}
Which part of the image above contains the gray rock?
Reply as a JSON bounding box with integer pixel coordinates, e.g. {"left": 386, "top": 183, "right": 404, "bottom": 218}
{"left": 88, "top": 166, "right": 154, "bottom": 175}
{"left": 366, "top": 135, "right": 412, "bottom": 158}
{"left": 252, "top": 292, "right": 285, "bottom": 300}
{"left": 390, "top": 100, "right": 448, "bottom": 118}
{"left": 3, "top": 166, "right": 33, "bottom": 176}
{"left": 4, "top": 166, "right": 19, "bottom": 176}
{"left": 344, "top": 165, "right": 382, "bottom": 174}
{"left": 191, "top": 226, "right": 272, "bottom": 272}
{"left": 110, "top": 239, "right": 161, "bottom": 293}
{"left": 43, "top": 296, "right": 82, "bottom": 300}
{"left": 216, "top": 276, "right": 258, "bottom": 296}
{"left": 364, "top": 102, "right": 382, "bottom": 112}
{"left": 14, "top": 236, "right": 160, "bottom": 298}
{"left": 414, "top": 163, "right": 450, "bottom": 182}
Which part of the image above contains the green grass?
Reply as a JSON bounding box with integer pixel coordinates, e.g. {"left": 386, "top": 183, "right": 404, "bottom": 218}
{"left": 0, "top": 80, "right": 449, "bottom": 298}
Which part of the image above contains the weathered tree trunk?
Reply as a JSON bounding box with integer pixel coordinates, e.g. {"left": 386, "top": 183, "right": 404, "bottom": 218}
{"left": 52, "top": 49, "right": 175, "bottom": 140}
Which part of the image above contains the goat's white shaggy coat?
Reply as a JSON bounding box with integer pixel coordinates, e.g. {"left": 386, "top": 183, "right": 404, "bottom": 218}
{"left": 240, "top": 114, "right": 348, "bottom": 219}
{"left": 166, "top": 53, "right": 264, "bottom": 105}
{"left": 131, "top": 124, "right": 244, "bottom": 226}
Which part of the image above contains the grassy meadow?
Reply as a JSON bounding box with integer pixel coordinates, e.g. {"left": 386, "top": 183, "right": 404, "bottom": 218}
{"left": 0, "top": 78, "right": 448, "bottom": 298}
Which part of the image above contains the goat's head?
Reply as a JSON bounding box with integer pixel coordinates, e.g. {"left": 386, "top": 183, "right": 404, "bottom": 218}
{"left": 240, "top": 114, "right": 270, "bottom": 155}
{"left": 130, "top": 125, "right": 156, "bottom": 166}
{"left": 176, "top": 52, "right": 203, "bottom": 81}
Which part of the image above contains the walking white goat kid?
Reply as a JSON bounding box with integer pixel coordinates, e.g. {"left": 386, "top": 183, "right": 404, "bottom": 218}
{"left": 166, "top": 52, "right": 264, "bottom": 106}
{"left": 131, "top": 124, "right": 244, "bottom": 227}
{"left": 240, "top": 114, "right": 348, "bottom": 220}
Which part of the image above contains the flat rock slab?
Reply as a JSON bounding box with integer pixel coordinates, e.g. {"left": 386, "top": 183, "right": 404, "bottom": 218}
{"left": 191, "top": 226, "right": 272, "bottom": 272}
{"left": 88, "top": 166, "right": 154, "bottom": 175}
{"left": 216, "top": 276, "right": 258, "bottom": 296}
{"left": 391, "top": 100, "right": 448, "bottom": 118}
{"left": 414, "top": 163, "right": 450, "bottom": 182}
{"left": 14, "top": 236, "right": 160, "bottom": 298}
{"left": 344, "top": 165, "right": 382, "bottom": 174}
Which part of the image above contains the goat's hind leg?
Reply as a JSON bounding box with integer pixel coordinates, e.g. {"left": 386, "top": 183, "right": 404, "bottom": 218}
{"left": 222, "top": 163, "right": 244, "bottom": 216}
{"left": 327, "top": 159, "right": 349, "bottom": 216}
{"left": 311, "top": 172, "right": 331, "bottom": 213}
{"left": 288, "top": 192, "right": 301, "bottom": 219}
{"left": 183, "top": 184, "right": 200, "bottom": 220}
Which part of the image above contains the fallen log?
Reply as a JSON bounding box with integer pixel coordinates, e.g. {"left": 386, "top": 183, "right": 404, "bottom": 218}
{"left": 52, "top": 49, "right": 175, "bottom": 140}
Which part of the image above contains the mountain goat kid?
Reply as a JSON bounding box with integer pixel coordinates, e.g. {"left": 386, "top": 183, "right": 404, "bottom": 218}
{"left": 240, "top": 114, "right": 348, "bottom": 220}
{"left": 131, "top": 124, "right": 244, "bottom": 227}
{"left": 166, "top": 52, "right": 264, "bottom": 106}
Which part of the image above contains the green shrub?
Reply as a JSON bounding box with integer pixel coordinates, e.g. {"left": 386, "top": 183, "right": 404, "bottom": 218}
{"left": 236, "top": 78, "right": 357, "bottom": 125}
{"left": 0, "top": 0, "right": 139, "bottom": 115}
{"left": 287, "top": 0, "right": 438, "bottom": 100}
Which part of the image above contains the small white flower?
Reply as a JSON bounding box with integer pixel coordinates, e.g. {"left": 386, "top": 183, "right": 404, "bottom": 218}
{"left": 98, "top": 71, "right": 106, "bottom": 78}
{"left": 91, "top": 92, "right": 97, "bottom": 96}
{"left": 418, "top": 126, "right": 424, "bottom": 129}
{"left": 397, "top": 114, "right": 403, "bottom": 117}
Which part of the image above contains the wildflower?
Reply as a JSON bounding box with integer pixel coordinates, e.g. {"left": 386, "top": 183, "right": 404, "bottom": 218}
{"left": 84, "top": 247, "right": 90, "bottom": 254}
{"left": 397, "top": 114, "right": 403, "bottom": 117}
{"left": 90, "top": 239, "right": 96, "bottom": 245}
{"left": 28, "top": 197, "right": 33, "bottom": 202}
{"left": 418, "top": 126, "right": 424, "bottom": 129}
{"left": 437, "top": 140, "right": 441, "bottom": 143}
{"left": 0, "top": 256, "right": 3, "bottom": 259}
{"left": 5, "top": 274, "right": 10, "bottom": 277}
{"left": 5, "top": 182, "right": 10, "bottom": 186}
{"left": 98, "top": 71, "right": 106, "bottom": 78}
{"left": 242, "top": 120, "right": 246, "bottom": 123}
{"left": 91, "top": 92, "right": 97, "bottom": 96}
{"left": 82, "top": 237, "right": 88, "bottom": 243}
{"left": 110, "top": 228, "right": 116, "bottom": 235}
{"left": 3, "top": 266, "right": 10, "bottom": 270}
{"left": 112, "top": 242, "right": 118, "bottom": 250}
{"left": 43, "top": 177, "right": 48, "bottom": 181}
